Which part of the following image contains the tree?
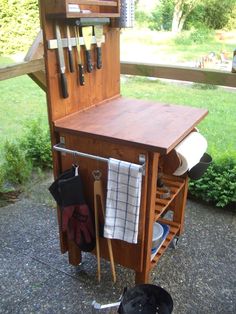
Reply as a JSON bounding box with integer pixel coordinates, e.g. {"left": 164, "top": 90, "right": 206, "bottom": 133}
{"left": 0, "top": 0, "right": 39, "bottom": 55}
{"left": 171, "top": 0, "right": 202, "bottom": 32}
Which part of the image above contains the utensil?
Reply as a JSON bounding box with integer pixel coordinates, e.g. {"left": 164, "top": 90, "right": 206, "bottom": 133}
{"left": 74, "top": 26, "right": 85, "bottom": 86}
{"left": 55, "top": 23, "right": 68, "bottom": 98}
{"left": 92, "top": 170, "right": 116, "bottom": 283}
{"left": 93, "top": 25, "right": 103, "bottom": 69}
{"left": 66, "top": 25, "right": 75, "bottom": 73}
{"left": 81, "top": 26, "right": 93, "bottom": 73}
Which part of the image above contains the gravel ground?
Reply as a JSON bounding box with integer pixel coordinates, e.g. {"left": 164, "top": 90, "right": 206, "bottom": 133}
{"left": 0, "top": 173, "right": 235, "bottom": 314}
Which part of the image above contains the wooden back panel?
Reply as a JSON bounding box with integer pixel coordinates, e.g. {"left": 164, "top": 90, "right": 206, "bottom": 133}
{"left": 40, "top": 0, "right": 120, "bottom": 123}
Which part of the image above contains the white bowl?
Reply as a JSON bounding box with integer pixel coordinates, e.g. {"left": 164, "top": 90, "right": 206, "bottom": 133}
{"left": 152, "top": 222, "right": 164, "bottom": 250}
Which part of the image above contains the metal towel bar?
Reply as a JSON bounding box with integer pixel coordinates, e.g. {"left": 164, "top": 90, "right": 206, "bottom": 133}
{"left": 53, "top": 143, "right": 146, "bottom": 174}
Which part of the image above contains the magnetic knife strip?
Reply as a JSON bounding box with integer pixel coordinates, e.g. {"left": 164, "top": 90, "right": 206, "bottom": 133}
{"left": 48, "top": 35, "right": 105, "bottom": 50}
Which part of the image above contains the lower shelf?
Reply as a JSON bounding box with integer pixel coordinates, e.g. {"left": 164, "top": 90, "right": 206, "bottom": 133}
{"left": 150, "top": 219, "right": 180, "bottom": 270}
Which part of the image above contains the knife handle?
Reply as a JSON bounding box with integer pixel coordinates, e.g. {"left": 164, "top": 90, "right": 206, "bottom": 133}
{"left": 60, "top": 73, "right": 69, "bottom": 98}
{"left": 86, "top": 50, "right": 93, "bottom": 73}
{"left": 68, "top": 50, "right": 74, "bottom": 73}
{"left": 96, "top": 47, "right": 102, "bottom": 69}
{"left": 78, "top": 64, "right": 85, "bottom": 86}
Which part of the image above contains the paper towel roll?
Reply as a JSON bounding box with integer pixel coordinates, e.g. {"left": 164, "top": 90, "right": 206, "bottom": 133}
{"left": 173, "top": 132, "right": 207, "bottom": 176}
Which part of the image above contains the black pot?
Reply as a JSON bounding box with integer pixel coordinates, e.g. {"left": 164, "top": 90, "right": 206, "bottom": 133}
{"left": 188, "top": 153, "right": 212, "bottom": 180}
{"left": 118, "top": 284, "right": 173, "bottom": 314}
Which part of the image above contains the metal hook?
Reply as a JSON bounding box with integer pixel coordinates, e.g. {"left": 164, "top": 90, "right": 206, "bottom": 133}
{"left": 92, "top": 170, "right": 102, "bottom": 180}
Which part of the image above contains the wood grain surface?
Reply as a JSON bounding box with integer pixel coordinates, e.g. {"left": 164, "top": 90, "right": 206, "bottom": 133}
{"left": 54, "top": 97, "right": 208, "bottom": 154}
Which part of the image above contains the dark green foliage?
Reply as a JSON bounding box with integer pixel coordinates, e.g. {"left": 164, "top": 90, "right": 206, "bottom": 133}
{"left": 0, "top": 0, "right": 40, "bottom": 55}
{"left": 0, "top": 119, "right": 52, "bottom": 189}
{"left": 21, "top": 119, "right": 52, "bottom": 169}
{"left": 149, "top": 0, "right": 174, "bottom": 31}
{"left": 135, "top": 10, "right": 150, "bottom": 27}
{"left": 0, "top": 166, "right": 4, "bottom": 191}
{"left": 2, "top": 141, "right": 32, "bottom": 185}
{"left": 189, "top": 155, "right": 236, "bottom": 208}
{"left": 174, "top": 27, "right": 214, "bottom": 45}
{"left": 148, "top": 0, "right": 236, "bottom": 32}
{"left": 186, "top": 0, "right": 236, "bottom": 30}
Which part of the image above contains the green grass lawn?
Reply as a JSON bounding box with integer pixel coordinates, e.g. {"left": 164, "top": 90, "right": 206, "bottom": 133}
{"left": 0, "top": 73, "right": 47, "bottom": 155}
{"left": 121, "top": 29, "right": 235, "bottom": 66}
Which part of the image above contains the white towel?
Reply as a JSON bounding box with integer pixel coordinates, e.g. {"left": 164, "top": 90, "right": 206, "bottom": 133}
{"left": 104, "top": 158, "right": 143, "bottom": 244}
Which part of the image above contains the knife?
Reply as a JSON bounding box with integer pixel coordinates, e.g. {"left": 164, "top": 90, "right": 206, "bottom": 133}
{"left": 93, "top": 25, "right": 103, "bottom": 69}
{"left": 66, "top": 25, "right": 75, "bottom": 73}
{"left": 80, "top": 26, "right": 93, "bottom": 73}
{"left": 55, "top": 24, "right": 68, "bottom": 99}
{"left": 75, "top": 26, "right": 85, "bottom": 86}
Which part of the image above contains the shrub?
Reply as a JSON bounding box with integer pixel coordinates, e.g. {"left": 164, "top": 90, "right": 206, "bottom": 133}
{"left": 185, "top": 0, "right": 236, "bottom": 30}
{"left": 0, "top": 0, "right": 40, "bottom": 55}
{"left": 174, "top": 27, "right": 214, "bottom": 45}
{"left": 189, "top": 27, "right": 214, "bottom": 44}
{"left": 21, "top": 119, "right": 52, "bottom": 169}
{"left": 2, "top": 141, "right": 32, "bottom": 185}
{"left": 189, "top": 155, "right": 236, "bottom": 208}
{"left": 0, "top": 165, "right": 4, "bottom": 192}
{"left": 149, "top": 0, "right": 174, "bottom": 31}
{"left": 135, "top": 10, "right": 150, "bottom": 28}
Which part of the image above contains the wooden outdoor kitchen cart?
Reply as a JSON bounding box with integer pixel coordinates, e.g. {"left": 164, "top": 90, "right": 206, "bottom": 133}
{"left": 40, "top": 0, "right": 208, "bottom": 284}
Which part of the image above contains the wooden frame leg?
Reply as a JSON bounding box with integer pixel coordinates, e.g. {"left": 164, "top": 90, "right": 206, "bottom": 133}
{"left": 173, "top": 177, "right": 188, "bottom": 235}
{"left": 135, "top": 269, "right": 150, "bottom": 284}
{"left": 134, "top": 152, "right": 159, "bottom": 285}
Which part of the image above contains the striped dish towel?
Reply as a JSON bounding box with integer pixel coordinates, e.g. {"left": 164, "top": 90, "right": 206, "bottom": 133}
{"left": 104, "top": 158, "right": 143, "bottom": 244}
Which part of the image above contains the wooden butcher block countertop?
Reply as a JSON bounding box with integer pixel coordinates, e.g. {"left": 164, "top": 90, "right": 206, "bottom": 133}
{"left": 54, "top": 97, "right": 208, "bottom": 154}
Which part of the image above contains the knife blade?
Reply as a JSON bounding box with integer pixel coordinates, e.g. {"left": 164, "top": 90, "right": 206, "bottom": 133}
{"left": 93, "top": 25, "right": 103, "bottom": 69}
{"left": 81, "top": 26, "right": 93, "bottom": 73}
{"left": 66, "top": 25, "right": 75, "bottom": 73}
{"left": 55, "top": 24, "right": 68, "bottom": 98}
{"left": 75, "top": 26, "right": 85, "bottom": 86}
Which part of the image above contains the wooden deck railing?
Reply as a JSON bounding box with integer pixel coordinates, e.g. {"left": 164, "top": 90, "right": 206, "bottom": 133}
{"left": 0, "top": 58, "right": 236, "bottom": 90}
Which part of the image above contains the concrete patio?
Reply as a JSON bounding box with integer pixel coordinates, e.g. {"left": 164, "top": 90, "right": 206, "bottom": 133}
{"left": 0, "top": 175, "right": 235, "bottom": 313}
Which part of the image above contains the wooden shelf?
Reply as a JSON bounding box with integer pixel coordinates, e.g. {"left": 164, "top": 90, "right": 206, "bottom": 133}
{"left": 47, "top": 13, "right": 120, "bottom": 19}
{"left": 45, "top": 0, "right": 120, "bottom": 19}
{"left": 150, "top": 219, "right": 180, "bottom": 269}
{"left": 77, "top": 0, "right": 118, "bottom": 6}
{"left": 155, "top": 174, "right": 185, "bottom": 219}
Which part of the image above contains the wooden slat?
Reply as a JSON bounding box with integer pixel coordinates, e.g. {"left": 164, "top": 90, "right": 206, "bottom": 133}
{"left": 1, "top": 58, "right": 236, "bottom": 91}
{"left": 155, "top": 174, "right": 185, "bottom": 219}
{"left": 28, "top": 71, "right": 47, "bottom": 92}
{"left": 77, "top": 0, "right": 117, "bottom": 6}
{"left": 121, "top": 61, "right": 236, "bottom": 88}
{"left": 0, "top": 59, "right": 45, "bottom": 81}
{"left": 150, "top": 223, "right": 180, "bottom": 269}
{"left": 49, "top": 12, "right": 120, "bottom": 18}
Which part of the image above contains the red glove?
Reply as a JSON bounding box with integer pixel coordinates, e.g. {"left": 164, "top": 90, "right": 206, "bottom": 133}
{"left": 61, "top": 205, "right": 75, "bottom": 233}
{"left": 64, "top": 204, "right": 95, "bottom": 252}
